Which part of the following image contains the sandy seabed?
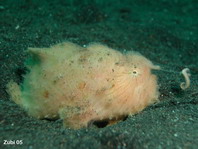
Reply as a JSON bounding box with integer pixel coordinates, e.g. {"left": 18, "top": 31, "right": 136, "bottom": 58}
{"left": 0, "top": 0, "right": 198, "bottom": 149}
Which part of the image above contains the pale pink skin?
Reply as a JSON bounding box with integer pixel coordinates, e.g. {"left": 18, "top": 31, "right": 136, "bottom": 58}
{"left": 6, "top": 42, "right": 159, "bottom": 129}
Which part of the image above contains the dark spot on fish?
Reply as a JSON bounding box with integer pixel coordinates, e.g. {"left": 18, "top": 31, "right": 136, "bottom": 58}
{"left": 53, "top": 80, "right": 57, "bottom": 84}
{"left": 78, "top": 82, "right": 86, "bottom": 90}
{"left": 79, "top": 55, "right": 87, "bottom": 63}
{"left": 69, "top": 60, "right": 74, "bottom": 66}
{"left": 98, "top": 57, "right": 103, "bottom": 62}
{"left": 43, "top": 74, "right": 47, "bottom": 78}
{"left": 115, "top": 61, "right": 124, "bottom": 66}
{"left": 107, "top": 52, "right": 110, "bottom": 56}
{"left": 43, "top": 90, "right": 49, "bottom": 98}
{"left": 104, "top": 103, "right": 111, "bottom": 109}
{"left": 96, "top": 87, "right": 106, "bottom": 96}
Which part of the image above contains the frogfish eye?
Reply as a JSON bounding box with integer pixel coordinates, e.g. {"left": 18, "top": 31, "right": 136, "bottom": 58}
{"left": 129, "top": 70, "right": 139, "bottom": 77}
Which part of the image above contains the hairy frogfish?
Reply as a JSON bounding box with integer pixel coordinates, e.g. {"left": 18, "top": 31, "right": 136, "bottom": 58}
{"left": 6, "top": 42, "right": 160, "bottom": 129}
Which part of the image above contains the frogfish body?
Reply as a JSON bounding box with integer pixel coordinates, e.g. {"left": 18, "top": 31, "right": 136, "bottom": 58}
{"left": 6, "top": 42, "right": 160, "bottom": 129}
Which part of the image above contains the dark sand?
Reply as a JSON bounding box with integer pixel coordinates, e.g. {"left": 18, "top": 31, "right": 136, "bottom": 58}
{"left": 0, "top": 0, "right": 198, "bottom": 148}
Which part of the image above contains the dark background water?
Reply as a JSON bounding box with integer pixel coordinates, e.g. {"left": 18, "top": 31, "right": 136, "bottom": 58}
{"left": 0, "top": 0, "right": 198, "bottom": 148}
